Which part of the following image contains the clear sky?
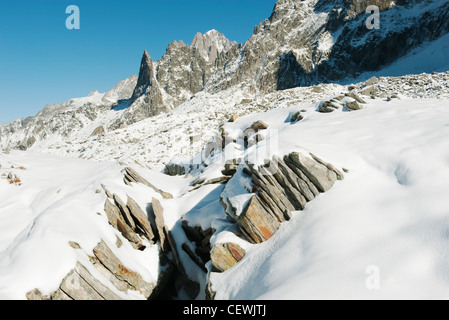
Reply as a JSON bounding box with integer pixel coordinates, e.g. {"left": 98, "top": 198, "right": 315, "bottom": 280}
{"left": 0, "top": 0, "right": 277, "bottom": 124}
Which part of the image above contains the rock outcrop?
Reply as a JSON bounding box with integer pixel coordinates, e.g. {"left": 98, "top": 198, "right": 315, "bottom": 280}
{"left": 27, "top": 188, "right": 159, "bottom": 300}
{"left": 210, "top": 243, "right": 246, "bottom": 273}
{"left": 221, "top": 152, "right": 344, "bottom": 244}
{"left": 149, "top": 198, "right": 200, "bottom": 299}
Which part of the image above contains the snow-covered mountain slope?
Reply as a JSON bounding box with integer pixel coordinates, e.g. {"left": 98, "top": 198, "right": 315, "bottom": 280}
{"left": 0, "top": 151, "right": 162, "bottom": 299}
{"left": 0, "top": 75, "right": 138, "bottom": 151}
{"left": 1, "top": 70, "right": 449, "bottom": 299}
{"left": 1, "top": 0, "right": 449, "bottom": 301}
{"left": 23, "top": 71, "right": 449, "bottom": 171}
{"left": 208, "top": 95, "right": 449, "bottom": 300}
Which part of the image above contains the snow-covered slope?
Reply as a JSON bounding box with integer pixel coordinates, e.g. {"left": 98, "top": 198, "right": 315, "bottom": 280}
{"left": 0, "top": 152, "right": 161, "bottom": 299}
{"left": 1, "top": 0, "right": 449, "bottom": 301}
{"left": 1, "top": 70, "right": 449, "bottom": 299}
{"left": 209, "top": 95, "right": 449, "bottom": 300}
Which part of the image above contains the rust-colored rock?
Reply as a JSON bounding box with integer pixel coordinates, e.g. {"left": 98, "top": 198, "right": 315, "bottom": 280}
{"left": 210, "top": 242, "right": 246, "bottom": 272}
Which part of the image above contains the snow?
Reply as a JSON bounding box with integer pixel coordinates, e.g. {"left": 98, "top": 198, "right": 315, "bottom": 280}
{"left": 0, "top": 152, "right": 160, "bottom": 299}
{"left": 210, "top": 97, "right": 449, "bottom": 300}
{"left": 1, "top": 75, "right": 449, "bottom": 299}
{"left": 0, "top": 17, "right": 449, "bottom": 299}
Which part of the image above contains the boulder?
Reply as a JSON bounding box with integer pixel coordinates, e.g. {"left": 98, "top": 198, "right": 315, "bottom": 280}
{"left": 365, "top": 76, "right": 379, "bottom": 86}
{"left": 361, "top": 85, "right": 375, "bottom": 96}
{"left": 290, "top": 111, "right": 303, "bottom": 123}
{"left": 93, "top": 241, "right": 154, "bottom": 298}
{"left": 59, "top": 262, "right": 123, "bottom": 300}
{"left": 345, "top": 92, "right": 366, "bottom": 104}
{"left": 234, "top": 194, "right": 280, "bottom": 243}
{"left": 228, "top": 114, "right": 239, "bottom": 122}
{"left": 210, "top": 243, "right": 246, "bottom": 272}
{"left": 222, "top": 163, "right": 238, "bottom": 176}
{"left": 345, "top": 100, "right": 362, "bottom": 111}
{"left": 91, "top": 126, "right": 105, "bottom": 137}
{"left": 249, "top": 120, "right": 268, "bottom": 132}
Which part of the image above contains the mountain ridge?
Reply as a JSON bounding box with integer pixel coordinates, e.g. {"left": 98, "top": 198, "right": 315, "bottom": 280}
{"left": 1, "top": 0, "right": 449, "bottom": 152}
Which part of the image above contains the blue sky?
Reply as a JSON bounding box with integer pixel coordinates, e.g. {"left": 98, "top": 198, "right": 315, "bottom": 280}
{"left": 0, "top": 0, "right": 277, "bottom": 124}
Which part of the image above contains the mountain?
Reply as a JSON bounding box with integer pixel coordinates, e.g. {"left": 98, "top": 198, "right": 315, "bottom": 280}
{"left": 2, "top": 0, "right": 449, "bottom": 151}
{"left": 0, "top": 75, "right": 138, "bottom": 151}
{"left": 191, "top": 29, "right": 238, "bottom": 62}
{"left": 206, "top": 0, "right": 449, "bottom": 92}
{"left": 1, "top": 0, "right": 449, "bottom": 301}
{"left": 122, "top": 30, "right": 237, "bottom": 125}
{"left": 2, "top": 70, "right": 449, "bottom": 300}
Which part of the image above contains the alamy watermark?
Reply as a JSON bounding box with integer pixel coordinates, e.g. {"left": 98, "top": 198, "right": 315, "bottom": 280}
{"left": 66, "top": 5, "right": 80, "bottom": 30}
{"left": 365, "top": 265, "right": 381, "bottom": 290}
{"left": 366, "top": 5, "right": 380, "bottom": 30}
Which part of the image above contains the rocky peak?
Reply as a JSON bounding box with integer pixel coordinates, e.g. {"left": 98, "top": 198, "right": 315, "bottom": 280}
{"left": 131, "top": 50, "right": 156, "bottom": 101}
{"left": 88, "top": 89, "right": 100, "bottom": 97}
{"left": 102, "top": 74, "right": 138, "bottom": 104}
{"left": 190, "top": 29, "right": 237, "bottom": 62}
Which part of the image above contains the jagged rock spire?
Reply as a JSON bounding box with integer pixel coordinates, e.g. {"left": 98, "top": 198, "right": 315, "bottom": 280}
{"left": 131, "top": 50, "right": 156, "bottom": 102}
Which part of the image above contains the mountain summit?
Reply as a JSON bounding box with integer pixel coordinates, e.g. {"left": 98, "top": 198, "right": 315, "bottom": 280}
{"left": 191, "top": 29, "right": 238, "bottom": 62}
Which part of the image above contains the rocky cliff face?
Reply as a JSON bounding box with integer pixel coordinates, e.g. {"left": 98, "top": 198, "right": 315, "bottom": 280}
{"left": 206, "top": 0, "right": 449, "bottom": 92}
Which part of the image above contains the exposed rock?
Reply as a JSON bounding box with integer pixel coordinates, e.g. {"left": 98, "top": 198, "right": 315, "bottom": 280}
{"left": 26, "top": 289, "right": 51, "bottom": 301}
{"left": 124, "top": 167, "right": 173, "bottom": 199}
{"left": 101, "top": 183, "right": 113, "bottom": 198}
{"left": 149, "top": 199, "right": 201, "bottom": 300}
{"left": 204, "top": 176, "right": 232, "bottom": 185}
{"left": 221, "top": 152, "right": 343, "bottom": 243}
{"left": 93, "top": 241, "right": 154, "bottom": 298}
{"left": 210, "top": 242, "right": 246, "bottom": 273}
{"left": 126, "top": 196, "right": 155, "bottom": 241}
{"left": 104, "top": 197, "right": 145, "bottom": 250}
{"left": 249, "top": 120, "right": 269, "bottom": 132}
{"left": 181, "top": 220, "right": 214, "bottom": 265}
{"left": 345, "top": 100, "right": 363, "bottom": 111}
{"left": 150, "top": 197, "right": 169, "bottom": 252}
{"left": 290, "top": 111, "right": 303, "bottom": 123}
{"left": 234, "top": 194, "right": 281, "bottom": 244}
{"left": 288, "top": 152, "right": 342, "bottom": 193}
{"left": 91, "top": 126, "right": 105, "bottom": 137}
{"left": 182, "top": 243, "right": 208, "bottom": 272}
{"left": 222, "top": 163, "right": 238, "bottom": 176}
{"left": 68, "top": 241, "right": 81, "bottom": 249}
{"left": 163, "top": 163, "right": 186, "bottom": 177}
{"left": 365, "top": 76, "right": 380, "bottom": 86}
{"left": 191, "top": 29, "right": 237, "bottom": 62}
{"left": 318, "top": 100, "right": 339, "bottom": 113}
{"left": 205, "top": 279, "right": 216, "bottom": 301}
{"left": 59, "top": 262, "right": 123, "bottom": 300}
{"left": 228, "top": 114, "right": 239, "bottom": 123}
{"left": 113, "top": 194, "right": 136, "bottom": 230}
{"left": 345, "top": 92, "right": 367, "bottom": 104}
{"left": 361, "top": 86, "right": 376, "bottom": 96}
